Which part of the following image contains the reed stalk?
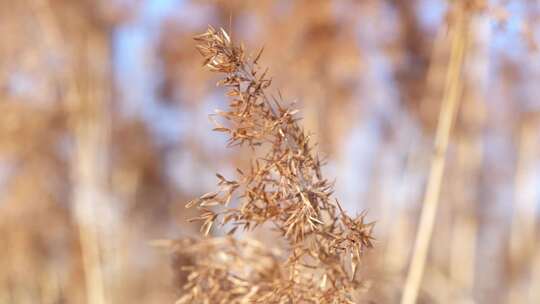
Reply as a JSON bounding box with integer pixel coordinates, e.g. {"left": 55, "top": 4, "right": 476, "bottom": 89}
{"left": 401, "top": 3, "right": 470, "bottom": 303}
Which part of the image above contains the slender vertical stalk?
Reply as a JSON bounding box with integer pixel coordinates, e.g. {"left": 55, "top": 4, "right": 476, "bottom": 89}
{"left": 531, "top": 245, "right": 540, "bottom": 303}
{"left": 508, "top": 117, "right": 538, "bottom": 304}
{"left": 449, "top": 11, "right": 490, "bottom": 300}
{"left": 66, "top": 23, "right": 113, "bottom": 304}
{"left": 401, "top": 3, "right": 469, "bottom": 304}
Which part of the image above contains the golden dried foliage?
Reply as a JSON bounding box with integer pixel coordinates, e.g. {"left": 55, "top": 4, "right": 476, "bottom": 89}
{"left": 174, "top": 27, "right": 374, "bottom": 303}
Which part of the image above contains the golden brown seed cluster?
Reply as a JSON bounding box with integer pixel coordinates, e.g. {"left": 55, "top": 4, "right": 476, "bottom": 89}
{"left": 175, "top": 26, "right": 374, "bottom": 304}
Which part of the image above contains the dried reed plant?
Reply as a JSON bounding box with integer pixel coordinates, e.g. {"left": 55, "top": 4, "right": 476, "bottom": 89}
{"left": 401, "top": 2, "right": 471, "bottom": 303}
{"left": 173, "top": 26, "right": 374, "bottom": 304}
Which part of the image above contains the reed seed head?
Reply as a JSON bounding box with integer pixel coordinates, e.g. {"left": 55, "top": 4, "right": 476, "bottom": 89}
{"left": 175, "top": 26, "right": 375, "bottom": 304}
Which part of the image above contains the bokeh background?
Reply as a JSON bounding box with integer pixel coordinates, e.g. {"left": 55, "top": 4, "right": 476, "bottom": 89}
{"left": 1, "top": 0, "right": 539, "bottom": 303}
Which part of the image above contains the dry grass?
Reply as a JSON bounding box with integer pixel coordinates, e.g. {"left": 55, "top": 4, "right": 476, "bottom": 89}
{"left": 1, "top": 1, "right": 540, "bottom": 303}
{"left": 174, "top": 27, "right": 374, "bottom": 303}
{"left": 401, "top": 2, "right": 470, "bottom": 303}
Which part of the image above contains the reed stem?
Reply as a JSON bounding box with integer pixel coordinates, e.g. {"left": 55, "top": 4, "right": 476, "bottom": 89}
{"left": 401, "top": 3, "right": 469, "bottom": 303}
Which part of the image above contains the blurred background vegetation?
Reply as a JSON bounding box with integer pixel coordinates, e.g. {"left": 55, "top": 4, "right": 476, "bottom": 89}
{"left": 0, "top": 0, "right": 539, "bottom": 303}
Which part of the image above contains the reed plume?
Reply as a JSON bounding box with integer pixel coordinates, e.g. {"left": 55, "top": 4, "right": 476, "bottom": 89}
{"left": 174, "top": 26, "right": 374, "bottom": 304}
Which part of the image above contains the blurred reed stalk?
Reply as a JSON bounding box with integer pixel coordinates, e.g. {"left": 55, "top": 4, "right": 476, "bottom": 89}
{"left": 448, "top": 10, "right": 490, "bottom": 301}
{"left": 531, "top": 240, "right": 540, "bottom": 303}
{"left": 29, "top": 1, "right": 118, "bottom": 302}
{"left": 508, "top": 115, "right": 539, "bottom": 304}
{"left": 65, "top": 18, "right": 113, "bottom": 304}
{"left": 401, "top": 2, "right": 470, "bottom": 303}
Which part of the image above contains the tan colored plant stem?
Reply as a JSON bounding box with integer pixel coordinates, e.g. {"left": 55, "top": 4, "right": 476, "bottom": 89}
{"left": 401, "top": 3, "right": 469, "bottom": 304}
{"left": 32, "top": 1, "right": 114, "bottom": 302}
{"left": 449, "top": 12, "right": 489, "bottom": 299}
{"left": 531, "top": 245, "right": 540, "bottom": 303}
{"left": 508, "top": 117, "right": 538, "bottom": 304}
{"left": 67, "top": 24, "right": 112, "bottom": 304}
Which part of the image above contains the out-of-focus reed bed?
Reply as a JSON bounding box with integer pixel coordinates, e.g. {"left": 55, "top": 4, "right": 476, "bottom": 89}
{"left": 0, "top": 1, "right": 180, "bottom": 303}
{"left": 1, "top": 0, "right": 540, "bottom": 303}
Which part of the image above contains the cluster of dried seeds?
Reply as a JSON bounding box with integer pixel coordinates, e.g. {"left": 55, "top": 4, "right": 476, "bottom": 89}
{"left": 175, "top": 26, "right": 374, "bottom": 304}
